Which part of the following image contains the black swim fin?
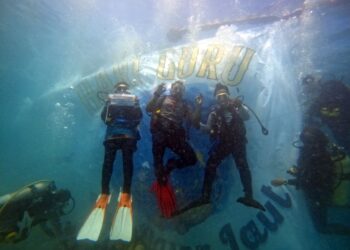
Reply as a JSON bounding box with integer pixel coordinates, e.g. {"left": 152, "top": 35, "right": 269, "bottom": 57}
{"left": 172, "top": 198, "right": 210, "bottom": 217}
{"left": 237, "top": 196, "right": 265, "bottom": 211}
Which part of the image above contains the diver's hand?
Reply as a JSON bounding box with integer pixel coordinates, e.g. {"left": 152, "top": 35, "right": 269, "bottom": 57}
{"left": 287, "top": 165, "right": 298, "bottom": 176}
{"left": 105, "top": 116, "right": 112, "bottom": 125}
{"left": 154, "top": 83, "right": 166, "bottom": 97}
{"left": 271, "top": 178, "right": 288, "bottom": 186}
{"left": 232, "top": 98, "right": 242, "bottom": 107}
{"left": 195, "top": 94, "right": 203, "bottom": 106}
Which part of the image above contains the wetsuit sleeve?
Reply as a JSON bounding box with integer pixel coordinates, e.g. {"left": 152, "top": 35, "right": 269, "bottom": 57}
{"left": 185, "top": 101, "right": 201, "bottom": 129}
{"left": 287, "top": 179, "right": 298, "bottom": 186}
{"left": 133, "top": 98, "right": 143, "bottom": 124}
{"left": 146, "top": 94, "right": 161, "bottom": 114}
{"left": 100, "top": 103, "right": 109, "bottom": 124}
{"left": 232, "top": 99, "right": 250, "bottom": 121}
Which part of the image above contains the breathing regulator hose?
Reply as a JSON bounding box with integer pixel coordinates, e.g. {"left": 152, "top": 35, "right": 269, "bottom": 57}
{"left": 242, "top": 103, "right": 269, "bottom": 135}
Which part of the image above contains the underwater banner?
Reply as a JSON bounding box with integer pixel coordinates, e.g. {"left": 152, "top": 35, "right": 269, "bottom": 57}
{"left": 69, "top": 25, "right": 336, "bottom": 250}
{"left": 73, "top": 36, "right": 258, "bottom": 114}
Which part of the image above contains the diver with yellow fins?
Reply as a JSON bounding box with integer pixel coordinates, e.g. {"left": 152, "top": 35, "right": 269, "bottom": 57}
{"left": 271, "top": 126, "right": 350, "bottom": 235}
{"left": 0, "top": 180, "right": 74, "bottom": 245}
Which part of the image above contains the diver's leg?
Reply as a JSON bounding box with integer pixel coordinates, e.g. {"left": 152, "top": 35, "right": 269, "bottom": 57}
{"left": 152, "top": 132, "right": 167, "bottom": 183}
{"left": 231, "top": 143, "right": 253, "bottom": 198}
{"left": 121, "top": 139, "right": 136, "bottom": 194}
{"left": 101, "top": 140, "right": 118, "bottom": 195}
{"left": 201, "top": 142, "right": 228, "bottom": 202}
{"left": 165, "top": 133, "right": 197, "bottom": 173}
{"left": 232, "top": 142, "right": 265, "bottom": 211}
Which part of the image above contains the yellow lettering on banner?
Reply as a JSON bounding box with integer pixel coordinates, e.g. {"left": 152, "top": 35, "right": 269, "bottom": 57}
{"left": 222, "top": 47, "right": 255, "bottom": 86}
{"left": 196, "top": 44, "right": 224, "bottom": 80}
{"left": 157, "top": 51, "right": 175, "bottom": 80}
{"left": 178, "top": 46, "right": 199, "bottom": 79}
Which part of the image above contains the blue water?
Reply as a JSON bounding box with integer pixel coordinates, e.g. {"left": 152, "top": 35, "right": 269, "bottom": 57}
{"left": 1, "top": 0, "right": 350, "bottom": 249}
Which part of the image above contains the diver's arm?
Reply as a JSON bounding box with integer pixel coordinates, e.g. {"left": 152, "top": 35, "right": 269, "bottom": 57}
{"left": 270, "top": 178, "right": 298, "bottom": 187}
{"left": 146, "top": 83, "right": 166, "bottom": 114}
{"left": 286, "top": 179, "right": 298, "bottom": 186}
{"left": 146, "top": 95, "right": 159, "bottom": 114}
{"left": 188, "top": 94, "right": 203, "bottom": 129}
{"left": 101, "top": 104, "right": 107, "bottom": 121}
{"left": 200, "top": 112, "right": 215, "bottom": 133}
{"left": 101, "top": 102, "right": 112, "bottom": 124}
{"left": 232, "top": 98, "right": 250, "bottom": 121}
{"left": 134, "top": 98, "right": 143, "bottom": 123}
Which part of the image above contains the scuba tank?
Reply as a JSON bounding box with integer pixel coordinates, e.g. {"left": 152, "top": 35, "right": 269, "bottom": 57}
{"left": 104, "top": 93, "right": 139, "bottom": 124}
{"left": 104, "top": 93, "right": 141, "bottom": 139}
{"left": 107, "top": 93, "right": 138, "bottom": 107}
{"left": 330, "top": 145, "right": 350, "bottom": 207}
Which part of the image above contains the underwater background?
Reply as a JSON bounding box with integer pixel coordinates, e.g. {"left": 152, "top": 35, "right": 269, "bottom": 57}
{"left": 1, "top": 0, "right": 350, "bottom": 249}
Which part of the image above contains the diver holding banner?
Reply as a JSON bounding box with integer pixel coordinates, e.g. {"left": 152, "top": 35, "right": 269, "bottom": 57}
{"left": 173, "top": 83, "right": 265, "bottom": 217}
{"left": 147, "top": 80, "right": 203, "bottom": 218}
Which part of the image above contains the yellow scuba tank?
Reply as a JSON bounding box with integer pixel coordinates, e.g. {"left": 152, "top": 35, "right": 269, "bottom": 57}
{"left": 4, "top": 231, "right": 18, "bottom": 243}
{"left": 332, "top": 152, "right": 350, "bottom": 207}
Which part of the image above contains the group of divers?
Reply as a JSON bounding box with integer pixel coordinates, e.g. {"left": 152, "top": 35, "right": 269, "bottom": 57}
{"left": 1, "top": 76, "right": 350, "bottom": 248}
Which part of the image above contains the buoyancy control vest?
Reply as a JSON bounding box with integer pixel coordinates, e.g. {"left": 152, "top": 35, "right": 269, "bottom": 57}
{"left": 210, "top": 103, "right": 246, "bottom": 143}
{"left": 151, "top": 95, "right": 188, "bottom": 133}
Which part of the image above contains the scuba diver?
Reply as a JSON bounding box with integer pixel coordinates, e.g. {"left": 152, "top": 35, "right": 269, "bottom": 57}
{"left": 271, "top": 126, "right": 350, "bottom": 235}
{"left": 77, "top": 82, "right": 142, "bottom": 242}
{"left": 0, "top": 180, "right": 74, "bottom": 246}
{"left": 174, "top": 83, "right": 265, "bottom": 215}
{"left": 304, "top": 77, "right": 350, "bottom": 153}
{"left": 146, "top": 80, "right": 203, "bottom": 218}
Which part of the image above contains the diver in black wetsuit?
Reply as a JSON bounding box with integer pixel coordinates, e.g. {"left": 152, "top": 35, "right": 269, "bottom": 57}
{"left": 0, "top": 180, "right": 74, "bottom": 246}
{"left": 306, "top": 78, "right": 350, "bottom": 153}
{"left": 146, "top": 80, "right": 202, "bottom": 184}
{"left": 178, "top": 83, "right": 264, "bottom": 213}
{"left": 100, "top": 82, "right": 142, "bottom": 200}
{"left": 272, "top": 126, "right": 350, "bottom": 235}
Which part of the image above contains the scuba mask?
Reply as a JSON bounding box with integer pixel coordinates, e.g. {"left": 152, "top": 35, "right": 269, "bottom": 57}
{"left": 214, "top": 83, "right": 230, "bottom": 107}
{"left": 320, "top": 106, "right": 340, "bottom": 118}
{"left": 53, "top": 189, "right": 75, "bottom": 215}
{"left": 216, "top": 92, "right": 229, "bottom": 107}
